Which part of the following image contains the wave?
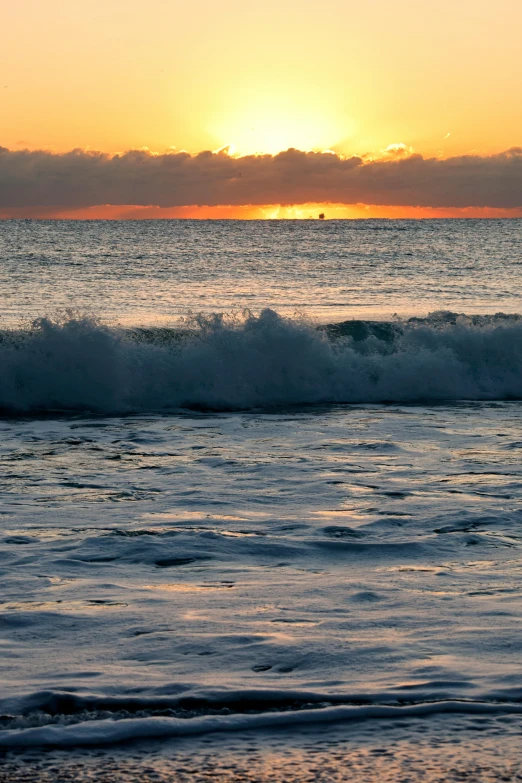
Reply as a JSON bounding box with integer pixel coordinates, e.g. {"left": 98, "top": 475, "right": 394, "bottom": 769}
{"left": 1, "top": 309, "right": 522, "bottom": 414}
{"left": 2, "top": 686, "right": 522, "bottom": 748}
{"left": 2, "top": 697, "right": 522, "bottom": 748}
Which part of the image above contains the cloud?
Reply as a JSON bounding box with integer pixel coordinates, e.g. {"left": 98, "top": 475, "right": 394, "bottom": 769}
{"left": 1, "top": 145, "right": 522, "bottom": 209}
{"left": 381, "top": 143, "right": 415, "bottom": 157}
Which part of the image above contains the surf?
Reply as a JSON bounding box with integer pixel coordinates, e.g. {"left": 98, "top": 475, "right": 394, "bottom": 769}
{"left": 1, "top": 308, "right": 522, "bottom": 414}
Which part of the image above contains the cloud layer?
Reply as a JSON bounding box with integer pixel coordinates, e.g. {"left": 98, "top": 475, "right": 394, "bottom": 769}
{"left": 1, "top": 146, "right": 522, "bottom": 209}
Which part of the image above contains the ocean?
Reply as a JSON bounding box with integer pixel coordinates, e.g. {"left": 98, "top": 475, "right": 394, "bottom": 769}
{"left": 1, "top": 219, "right": 522, "bottom": 781}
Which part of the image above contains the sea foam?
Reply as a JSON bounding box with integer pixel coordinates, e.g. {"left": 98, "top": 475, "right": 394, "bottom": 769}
{"left": 3, "top": 700, "right": 522, "bottom": 748}
{"left": 1, "top": 309, "right": 521, "bottom": 413}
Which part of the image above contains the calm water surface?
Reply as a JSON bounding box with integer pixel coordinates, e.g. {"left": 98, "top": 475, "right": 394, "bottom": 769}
{"left": 1, "top": 219, "right": 521, "bottom": 325}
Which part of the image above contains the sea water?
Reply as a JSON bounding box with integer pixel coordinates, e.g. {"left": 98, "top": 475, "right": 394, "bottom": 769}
{"left": 1, "top": 219, "right": 522, "bottom": 779}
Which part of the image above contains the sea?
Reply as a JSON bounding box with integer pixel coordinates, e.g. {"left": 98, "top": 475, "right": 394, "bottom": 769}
{"left": 1, "top": 219, "right": 522, "bottom": 781}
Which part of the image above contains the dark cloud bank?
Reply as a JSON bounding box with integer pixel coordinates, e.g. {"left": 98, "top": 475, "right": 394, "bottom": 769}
{"left": 1, "top": 146, "right": 521, "bottom": 209}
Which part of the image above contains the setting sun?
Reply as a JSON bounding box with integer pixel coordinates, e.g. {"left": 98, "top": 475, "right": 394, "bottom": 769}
{"left": 1, "top": 0, "right": 522, "bottom": 217}
{"left": 209, "top": 87, "right": 350, "bottom": 155}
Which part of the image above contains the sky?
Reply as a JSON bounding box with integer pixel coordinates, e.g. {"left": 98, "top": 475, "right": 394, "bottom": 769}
{"left": 1, "top": 0, "right": 522, "bottom": 218}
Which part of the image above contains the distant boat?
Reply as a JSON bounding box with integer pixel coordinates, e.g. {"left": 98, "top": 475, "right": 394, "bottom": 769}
{"left": 318, "top": 213, "right": 325, "bottom": 220}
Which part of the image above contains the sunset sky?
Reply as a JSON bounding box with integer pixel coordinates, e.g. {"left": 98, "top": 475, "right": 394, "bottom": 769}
{"left": 2, "top": 0, "right": 522, "bottom": 218}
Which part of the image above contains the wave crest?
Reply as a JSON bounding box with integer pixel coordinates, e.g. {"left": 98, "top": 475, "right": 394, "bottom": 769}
{"left": 1, "top": 309, "right": 522, "bottom": 413}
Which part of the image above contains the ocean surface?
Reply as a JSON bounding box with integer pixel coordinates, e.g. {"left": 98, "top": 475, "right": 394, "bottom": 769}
{"left": 1, "top": 219, "right": 522, "bottom": 779}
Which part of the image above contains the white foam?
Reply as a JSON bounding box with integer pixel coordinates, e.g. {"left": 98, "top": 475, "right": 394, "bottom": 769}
{"left": 3, "top": 700, "right": 522, "bottom": 748}
{"left": 1, "top": 309, "right": 522, "bottom": 413}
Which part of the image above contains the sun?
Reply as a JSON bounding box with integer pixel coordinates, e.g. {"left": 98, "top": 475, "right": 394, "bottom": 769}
{"left": 216, "top": 111, "right": 332, "bottom": 155}
{"left": 209, "top": 88, "right": 350, "bottom": 156}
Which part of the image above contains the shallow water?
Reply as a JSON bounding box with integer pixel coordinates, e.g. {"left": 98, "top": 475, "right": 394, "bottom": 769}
{"left": 1, "top": 403, "right": 522, "bottom": 750}
{"left": 1, "top": 220, "right": 521, "bottom": 775}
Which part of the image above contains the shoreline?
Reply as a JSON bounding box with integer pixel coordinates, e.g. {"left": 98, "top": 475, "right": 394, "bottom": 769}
{"left": 2, "top": 714, "right": 521, "bottom": 782}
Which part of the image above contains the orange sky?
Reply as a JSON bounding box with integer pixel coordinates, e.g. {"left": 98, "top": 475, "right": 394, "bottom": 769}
{"left": 2, "top": 0, "right": 522, "bottom": 217}
{"left": 3, "top": 204, "right": 522, "bottom": 221}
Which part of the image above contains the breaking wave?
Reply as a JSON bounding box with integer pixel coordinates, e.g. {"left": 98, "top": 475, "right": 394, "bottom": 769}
{"left": 1, "top": 309, "right": 522, "bottom": 414}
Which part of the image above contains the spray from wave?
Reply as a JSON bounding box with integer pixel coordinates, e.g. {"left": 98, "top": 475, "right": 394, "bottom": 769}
{"left": 1, "top": 309, "right": 522, "bottom": 413}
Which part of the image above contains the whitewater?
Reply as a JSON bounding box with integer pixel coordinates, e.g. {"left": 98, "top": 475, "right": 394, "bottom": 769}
{"left": 1, "top": 219, "right": 522, "bottom": 781}
{"left": 2, "top": 309, "right": 522, "bottom": 413}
